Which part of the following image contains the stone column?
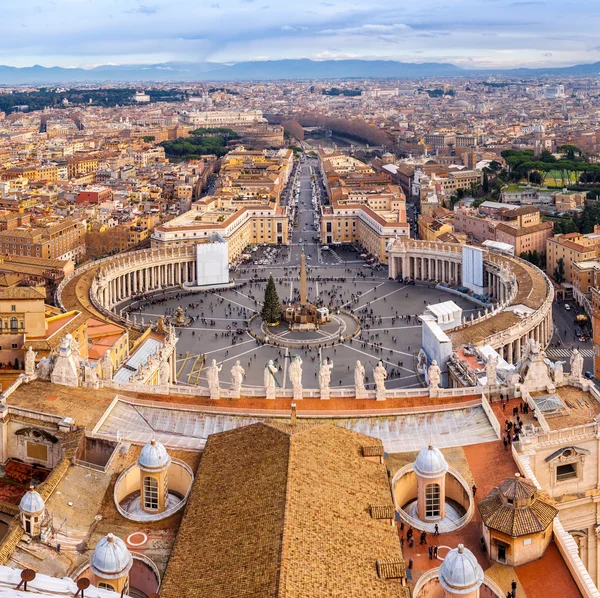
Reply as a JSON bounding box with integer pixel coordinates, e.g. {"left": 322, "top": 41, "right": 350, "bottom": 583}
{"left": 507, "top": 341, "right": 513, "bottom": 364}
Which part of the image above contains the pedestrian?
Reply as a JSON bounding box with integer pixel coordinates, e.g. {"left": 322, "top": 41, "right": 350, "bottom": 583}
{"left": 407, "top": 527, "right": 413, "bottom": 540}
{"left": 401, "top": 537, "right": 405, "bottom": 549}
{"left": 511, "top": 579, "right": 517, "bottom": 597}
{"left": 428, "top": 545, "right": 433, "bottom": 560}
{"left": 434, "top": 523, "right": 439, "bottom": 536}
{"left": 420, "top": 530, "right": 427, "bottom": 545}
{"left": 433, "top": 545, "right": 438, "bottom": 559}
{"left": 503, "top": 436, "right": 508, "bottom": 451}
{"left": 472, "top": 484, "right": 477, "bottom": 496}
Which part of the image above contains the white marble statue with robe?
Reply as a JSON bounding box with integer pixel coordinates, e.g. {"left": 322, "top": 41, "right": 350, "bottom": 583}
{"left": 25, "top": 346, "right": 37, "bottom": 377}
{"left": 373, "top": 361, "right": 388, "bottom": 400}
{"left": 206, "top": 359, "right": 222, "bottom": 399}
{"left": 354, "top": 360, "right": 366, "bottom": 398}
{"left": 485, "top": 355, "right": 498, "bottom": 386}
{"left": 570, "top": 348, "right": 584, "bottom": 381}
{"left": 428, "top": 360, "right": 441, "bottom": 389}
{"left": 230, "top": 360, "right": 245, "bottom": 397}
{"left": 289, "top": 355, "right": 303, "bottom": 400}
{"left": 264, "top": 360, "right": 278, "bottom": 399}
{"left": 319, "top": 359, "right": 333, "bottom": 399}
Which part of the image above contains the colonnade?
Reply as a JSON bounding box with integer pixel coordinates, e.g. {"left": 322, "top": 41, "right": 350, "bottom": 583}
{"left": 389, "top": 253, "right": 462, "bottom": 285}
{"left": 97, "top": 251, "right": 197, "bottom": 310}
{"left": 388, "top": 240, "right": 554, "bottom": 366}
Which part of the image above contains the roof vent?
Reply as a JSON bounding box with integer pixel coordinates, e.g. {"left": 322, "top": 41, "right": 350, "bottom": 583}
{"left": 362, "top": 445, "right": 384, "bottom": 458}
{"left": 376, "top": 557, "right": 406, "bottom": 580}
{"left": 369, "top": 504, "right": 395, "bottom": 520}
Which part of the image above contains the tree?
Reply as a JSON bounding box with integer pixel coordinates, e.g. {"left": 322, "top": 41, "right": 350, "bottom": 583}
{"left": 554, "top": 257, "right": 565, "bottom": 284}
{"left": 482, "top": 170, "right": 490, "bottom": 193}
{"left": 261, "top": 275, "right": 281, "bottom": 324}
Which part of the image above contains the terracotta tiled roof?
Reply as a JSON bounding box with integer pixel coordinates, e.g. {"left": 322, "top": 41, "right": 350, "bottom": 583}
{"left": 478, "top": 483, "right": 557, "bottom": 537}
{"left": 498, "top": 476, "right": 537, "bottom": 500}
{"left": 160, "top": 422, "right": 408, "bottom": 598}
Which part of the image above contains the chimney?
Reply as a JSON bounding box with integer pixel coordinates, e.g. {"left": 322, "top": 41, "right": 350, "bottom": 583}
{"left": 291, "top": 403, "right": 297, "bottom": 426}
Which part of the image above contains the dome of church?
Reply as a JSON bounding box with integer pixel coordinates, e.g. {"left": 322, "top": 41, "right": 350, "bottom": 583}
{"left": 533, "top": 123, "right": 546, "bottom": 134}
{"left": 438, "top": 544, "right": 484, "bottom": 595}
{"left": 19, "top": 487, "right": 44, "bottom": 514}
{"left": 413, "top": 445, "right": 449, "bottom": 479}
{"left": 138, "top": 439, "right": 171, "bottom": 472}
{"left": 90, "top": 533, "right": 133, "bottom": 580}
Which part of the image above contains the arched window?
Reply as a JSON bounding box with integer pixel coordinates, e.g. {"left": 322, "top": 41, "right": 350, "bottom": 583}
{"left": 425, "top": 483, "right": 441, "bottom": 518}
{"left": 98, "top": 582, "right": 115, "bottom": 592}
{"left": 143, "top": 476, "right": 159, "bottom": 510}
{"left": 10, "top": 317, "right": 17, "bottom": 331}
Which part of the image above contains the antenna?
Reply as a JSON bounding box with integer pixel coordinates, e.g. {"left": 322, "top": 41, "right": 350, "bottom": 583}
{"left": 75, "top": 578, "right": 91, "bottom": 597}
{"left": 16, "top": 569, "right": 36, "bottom": 591}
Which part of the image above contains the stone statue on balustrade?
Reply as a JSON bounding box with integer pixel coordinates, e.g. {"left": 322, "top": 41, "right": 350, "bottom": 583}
{"left": 373, "top": 361, "right": 388, "bottom": 401}
{"left": 570, "top": 348, "right": 584, "bottom": 382}
{"left": 84, "top": 362, "right": 99, "bottom": 388}
{"left": 159, "top": 359, "right": 171, "bottom": 386}
{"left": 264, "top": 359, "right": 278, "bottom": 399}
{"left": 319, "top": 358, "right": 333, "bottom": 400}
{"left": 485, "top": 355, "right": 498, "bottom": 386}
{"left": 553, "top": 361, "right": 564, "bottom": 385}
{"left": 354, "top": 360, "right": 366, "bottom": 399}
{"left": 230, "top": 360, "right": 245, "bottom": 399}
{"left": 36, "top": 357, "right": 53, "bottom": 381}
{"left": 24, "top": 346, "right": 37, "bottom": 377}
{"left": 428, "top": 360, "right": 441, "bottom": 390}
{"left": 289, "top": 355, "right": 303, "bottom": 400}
{"left": 100, "top": 351, "right": 114, "bottom": 381}
{"left": 206, "top": 359, "right": 222, "bottom": 400}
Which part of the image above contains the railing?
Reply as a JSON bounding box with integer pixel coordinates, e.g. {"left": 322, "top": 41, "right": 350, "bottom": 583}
{"left": 411, "top": 567, "right": 440, "bottom": 597}
{"left": 481, "top": 393, "right": 501, "bottom": 438}
{"left": 391, "top": 463, "right": 475, "bottom": 534}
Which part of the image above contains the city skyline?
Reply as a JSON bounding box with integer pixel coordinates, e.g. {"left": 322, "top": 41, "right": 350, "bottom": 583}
{"left": 3, "top": 0, "right": 600, "bottom": 70}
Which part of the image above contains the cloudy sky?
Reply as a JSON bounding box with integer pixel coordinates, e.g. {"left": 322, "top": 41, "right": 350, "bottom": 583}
{"left": 3, "top": 0, "right": 600, "bottom": 69}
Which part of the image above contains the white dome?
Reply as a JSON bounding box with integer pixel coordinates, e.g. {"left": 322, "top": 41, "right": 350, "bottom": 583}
{"left": 138, "top": 439, "right": 171, "bottom": 472}
{"left": 439, "top": 544, "right": 484, "bottom": 595}
{"left": 19, "top": 487, "right": 44, "bottom": 514}
{"left": 90, "top": 533, "right": 133, "bottom": 580}
{"left": 413, "top": 445, "right": 448, "bottom": 479}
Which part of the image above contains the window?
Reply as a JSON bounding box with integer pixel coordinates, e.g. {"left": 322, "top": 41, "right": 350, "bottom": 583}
{"left": 425, "top": 483, "right": 441, "bottom": 518}
{"left": 557, "top": 463, "right": 577, "bottom": 481}
{"left": 144, "top": 476, "right": 159, "bottom": 510}
{"left": 98, "top": 582, "right": 115, "bottom": 592}
{"left": 11, "top": 305, "right": 15, "bottom": 312}
{"left": 10, "top": 317, "right": 17, "bottom": 330}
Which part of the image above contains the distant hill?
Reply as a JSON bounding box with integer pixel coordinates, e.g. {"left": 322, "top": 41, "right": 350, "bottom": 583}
{"left": 1, "top": 59, "right": 600, "bottom": 84}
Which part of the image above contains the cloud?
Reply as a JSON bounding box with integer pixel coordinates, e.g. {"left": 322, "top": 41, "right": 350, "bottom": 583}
{"left": 320, "top": 23, "right": 412, "bottom": 36}
{"left": 126, "top": 3, "right": 160, "bottom": 15}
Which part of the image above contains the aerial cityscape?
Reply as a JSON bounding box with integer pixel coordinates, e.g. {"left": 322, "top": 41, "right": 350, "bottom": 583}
{"left": 2, "top": 1, "right": 600, "bottom": 597}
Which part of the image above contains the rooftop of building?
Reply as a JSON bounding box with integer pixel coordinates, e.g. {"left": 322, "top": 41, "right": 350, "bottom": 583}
{"left": 160, "top": 422, "right": 409, "bottom": 598}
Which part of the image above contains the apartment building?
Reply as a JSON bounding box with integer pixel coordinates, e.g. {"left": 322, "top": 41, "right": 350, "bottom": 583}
{"left": 546, "top": 229, "right": 600, "bottom": 284}
{"left": 318, "top": 150, "right": 409, "bottom": 262}
{"left": 0, "top": 218, "right": 86, "bottom": 261}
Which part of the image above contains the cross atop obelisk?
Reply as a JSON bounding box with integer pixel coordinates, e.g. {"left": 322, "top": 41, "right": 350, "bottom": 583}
{"left": 300, "top": 249, "right": 307, "bottom": 305}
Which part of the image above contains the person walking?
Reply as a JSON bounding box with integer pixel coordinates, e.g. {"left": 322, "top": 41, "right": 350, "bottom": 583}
{"left": 511, "top": 579, "right": 517, "bottom": 597}
{"left": 434, "top": 523, "right": 439, "bottom": 536}
{"left": 472, "top": 484, "right": 477, "bottom": 496}
{"left": 433, "top": 545, "right": 438, "bottom": 559}
{"left": 428, "top": 545, "right": 433, "bottom": 559}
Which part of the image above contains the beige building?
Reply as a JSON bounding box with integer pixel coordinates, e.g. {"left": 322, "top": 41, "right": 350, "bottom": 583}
{"left": 546, "top": 230, "right": 600, "bottom": 283}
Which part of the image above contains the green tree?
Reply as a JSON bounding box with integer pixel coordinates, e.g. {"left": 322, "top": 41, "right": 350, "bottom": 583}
{"left": 261, "top": 275, "right": 281, "bottom": 324}
{"left": 142, "top": 135, "right": 155, "bottom": 143}
{"left": 482, "top": 170, "right": 490, "bottom": 193}
{"left": 553, "top": 257, "right": 565, "bottom": 284}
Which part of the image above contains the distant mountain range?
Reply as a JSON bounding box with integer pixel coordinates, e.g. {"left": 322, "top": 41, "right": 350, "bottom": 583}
{"left": 1, "top": 59, "right": 600, "bottom": 84}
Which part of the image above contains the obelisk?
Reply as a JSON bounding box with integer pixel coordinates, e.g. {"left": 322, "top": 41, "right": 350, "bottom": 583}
{"left": 300, "top": 249, "right": 307, "bottom": 305}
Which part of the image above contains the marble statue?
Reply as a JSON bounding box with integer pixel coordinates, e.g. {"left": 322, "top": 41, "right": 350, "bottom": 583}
{"left": 428, "top": 360, "right": 441, "bottom": 389}
{"left": 554, "top": 361, "right": 564, "bottom": 385}
{"left": 264, "top": 360, "right": 278, "bottom": 399}
{"left": 485, "top": 355, "right": 498, "bottom": 386}
{"left": 206, "top": 359, "right": 222, "bottom": 399}
{"left": 354, "top": 360, "right": 366, "bottom": 398}
{"left": 37, "top": 357, "right": 52, "bottom": 381}
{"left": 289, "top": 355, "right": 303, "bottom": 400}
{"left": 84, "top": 363, "right": 99, "bottom": 385}
{"left": 24, "top": 346, "right": 37, "bottom": 377}
{"left": 230, "top": 360, "right": 245, "bottom": 397}
{"left": 570, "top": 348, "right": 584, "bottom": 381}
{"left": 319, "top": 359, "right": 333, "bottom": 399}
{"left": 159, "top": 359, "right": 171, "bottom": 385}
{"left": 100, "top": 351, "right": 114, "bottom": 381}
{"left": 373, "top": 361, "right": 387, "bottom": 401}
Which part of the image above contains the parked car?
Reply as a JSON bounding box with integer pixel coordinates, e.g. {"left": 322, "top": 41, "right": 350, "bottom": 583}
{"left": 585, "top": 371, "right": 595, "bottom": 380}
{"left": 564, "top": 303, "right": 571, "bottom": 311}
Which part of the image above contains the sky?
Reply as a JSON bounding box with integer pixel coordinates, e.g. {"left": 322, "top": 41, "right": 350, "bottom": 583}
{"left": 2, "top": 0, "right": 600, "bottom": 69}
